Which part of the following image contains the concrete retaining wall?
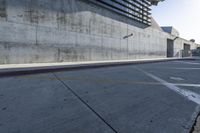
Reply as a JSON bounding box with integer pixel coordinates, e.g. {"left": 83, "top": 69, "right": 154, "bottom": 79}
{"left": 0, "top": 0, "right": 198, "bottom": 64}
{"left": 166, "top": 35, "right": 198, "bottom": 57}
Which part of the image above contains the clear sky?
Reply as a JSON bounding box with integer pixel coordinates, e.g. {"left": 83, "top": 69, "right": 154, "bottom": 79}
{"left": 152, "top": 0, "right": 200, "bottom": 43}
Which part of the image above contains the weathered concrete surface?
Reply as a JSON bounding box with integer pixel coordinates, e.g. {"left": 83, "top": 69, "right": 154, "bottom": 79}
{"left": 0, "top": 0, "right": 198, "bottom": 64}
{"left": 0, "top": 74, "right": 114, "bottom": 133}
{"left": 0, "top": 60, "right": 200, "bottom": 132}
{"left": 192, "top": 115, "right": 200, "bottom": 133}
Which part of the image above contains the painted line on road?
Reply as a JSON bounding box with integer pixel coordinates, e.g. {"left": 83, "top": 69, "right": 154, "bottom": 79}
{"left": 136, "top": 68, "right": 200, "bottom": 105}
{"left": 134, "top": 66, "right": 200, "bottom": 70}
{"left": 175, "top": 83, "right": 200, "bottom": 88}
{"left": 170, "top": 68, "right": 200, "bottom": 70}
{"left": 170, "top": 77, "right": 184, "bottom": 81}
{"left": 175, "top": 61, "right": 200, "bottom": 65}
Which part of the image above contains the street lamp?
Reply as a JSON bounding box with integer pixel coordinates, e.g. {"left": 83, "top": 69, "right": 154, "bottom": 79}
{"left": 173, "top": 36, "right": 179, "bottom": 41}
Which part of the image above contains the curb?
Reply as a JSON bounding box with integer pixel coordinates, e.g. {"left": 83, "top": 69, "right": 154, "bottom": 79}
{"left": 0, "top": 58, "right": 196, "bottom": 78}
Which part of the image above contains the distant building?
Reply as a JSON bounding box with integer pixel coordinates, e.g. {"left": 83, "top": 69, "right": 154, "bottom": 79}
{"left": 161, "top": 26, "right": 180, "bottom": 37}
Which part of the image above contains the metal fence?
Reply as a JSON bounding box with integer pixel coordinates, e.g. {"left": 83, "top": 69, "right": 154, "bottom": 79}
{"left": 172, "top": 49, "right": 200, "bottom": 58}
{"left": 192, "top": 49, "right": 200, "bottom": 57}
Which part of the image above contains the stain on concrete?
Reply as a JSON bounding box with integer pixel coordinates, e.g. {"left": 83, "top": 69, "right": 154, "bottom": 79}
{"left": 0, "top": 0, "right": 6, "bottom": 18}
{"left": 2, "top": 107, "right": 7, "bottom": 111}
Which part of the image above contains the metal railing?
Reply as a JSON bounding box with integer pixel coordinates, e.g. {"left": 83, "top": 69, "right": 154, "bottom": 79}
{"left": 174, "top": 50, "right": 192, "bottom": 58}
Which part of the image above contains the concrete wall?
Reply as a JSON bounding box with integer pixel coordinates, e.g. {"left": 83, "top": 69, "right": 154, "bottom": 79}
{"left": 166, "top": 34, "right": 198, "bottom": 57}
{"left": 173, "top": 38, "right": 198, "bottom": 57}
{"left": 0, "top": 0, "right": 198, "bottom": 64}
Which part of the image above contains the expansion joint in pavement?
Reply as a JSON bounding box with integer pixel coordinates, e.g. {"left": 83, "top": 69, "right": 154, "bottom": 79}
{"left": 52, "top": 72, "right": 118, "bottom": 133}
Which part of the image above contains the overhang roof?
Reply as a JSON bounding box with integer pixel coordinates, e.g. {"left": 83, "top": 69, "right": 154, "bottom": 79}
{"left": 147, "top": 0, "right": 165, "bottom": 5}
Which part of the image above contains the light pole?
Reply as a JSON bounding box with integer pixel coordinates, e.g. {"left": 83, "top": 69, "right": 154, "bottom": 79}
{"left": 173, "top": 36, "right": 179, "bottom": 41}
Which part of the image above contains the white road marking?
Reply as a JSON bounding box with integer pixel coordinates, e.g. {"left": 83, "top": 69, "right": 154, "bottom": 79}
{"left": 175, "top": 83, "right": 200, "bottom": 88}
{"left": 175, "top": 61, "right": 200, "bottom": 65}
{"left": 142, "top": 67, "right": 200, "bottom": 70}
{"left": 170, "top": 77, "right": 184, "bottom": 81}
{"left": 137, "top": 68, "right": 200, "bottom": 105}
{"left": 171, "top": 68, "right": 200, "bottom": 70}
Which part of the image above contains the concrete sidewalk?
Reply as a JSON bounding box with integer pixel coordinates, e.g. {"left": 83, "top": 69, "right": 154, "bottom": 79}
{"left": 0, "top": 57, "right": 196, "bottom": 77}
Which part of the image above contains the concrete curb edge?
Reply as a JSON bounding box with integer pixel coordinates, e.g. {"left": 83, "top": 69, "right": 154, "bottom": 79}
{"left": 0, "top": 58, "right": 196, "bottom": 78}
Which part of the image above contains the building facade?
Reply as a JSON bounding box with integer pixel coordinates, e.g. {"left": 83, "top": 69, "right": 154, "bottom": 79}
{"left": 0, "top": 0, "right": 198, "bottom": 64}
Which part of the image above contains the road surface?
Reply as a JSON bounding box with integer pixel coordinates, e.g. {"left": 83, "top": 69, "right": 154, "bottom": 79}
{"left": 0, "top": 60, "right": 200, "bottom": 133}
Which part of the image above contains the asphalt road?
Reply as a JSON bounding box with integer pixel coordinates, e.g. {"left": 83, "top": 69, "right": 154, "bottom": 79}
{"left": 1, "top": 60, "right": 200, "bottom": 133}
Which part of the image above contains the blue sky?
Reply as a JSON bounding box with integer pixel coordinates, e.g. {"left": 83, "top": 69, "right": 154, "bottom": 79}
{"left": 152, "top": 0, "right": 200, "bottom": 43}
